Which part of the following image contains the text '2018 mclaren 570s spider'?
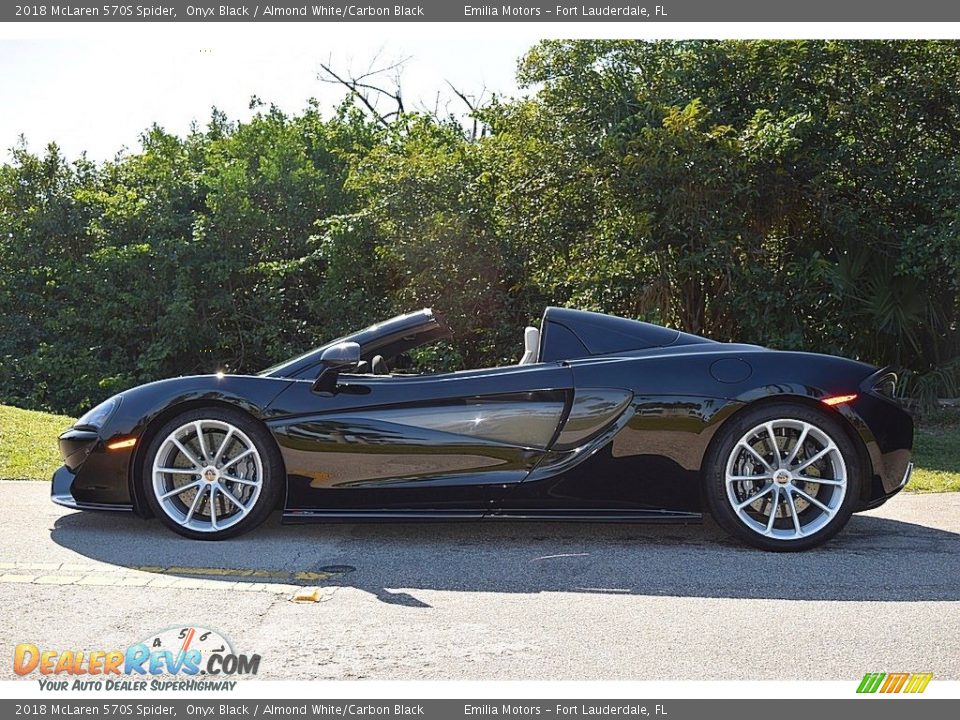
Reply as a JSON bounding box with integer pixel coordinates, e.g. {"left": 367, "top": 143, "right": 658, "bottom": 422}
{"left": 52, "top": 307, "right": 914, "bottom": 550}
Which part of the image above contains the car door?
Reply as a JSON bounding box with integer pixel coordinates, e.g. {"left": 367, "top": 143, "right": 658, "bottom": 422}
{"left": 264, "top": 362, "right": 573, "bottom": 516}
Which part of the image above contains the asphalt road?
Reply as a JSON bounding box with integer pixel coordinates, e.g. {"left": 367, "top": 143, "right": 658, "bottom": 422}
{"left": 0, "top": 480, "right": 958, "bottom": 681}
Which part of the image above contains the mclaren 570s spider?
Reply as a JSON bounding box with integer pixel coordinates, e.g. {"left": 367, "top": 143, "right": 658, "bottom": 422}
{"left": 52, "top": 307, "right": 913, "bottom": 550}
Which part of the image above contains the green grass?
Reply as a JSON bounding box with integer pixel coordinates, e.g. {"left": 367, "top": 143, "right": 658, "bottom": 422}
{"left": 0, "top": 403, "right": 958, "bottom": 492}
{"left": 0, "top": 405, "right": 74, "bottom": 481}
{"left": 910, "top": 408, "right": 960, "bottom": 493}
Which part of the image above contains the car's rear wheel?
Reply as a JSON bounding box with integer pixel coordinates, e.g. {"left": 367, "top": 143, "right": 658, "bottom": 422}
{"left": 142, "top": 407, "right": 283, "bottom": 540}
{"left": 704, "top": 402, "right": 862, "bottom": 551}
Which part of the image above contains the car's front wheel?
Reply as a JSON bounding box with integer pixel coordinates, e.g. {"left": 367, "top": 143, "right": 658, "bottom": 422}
{"left": 142, "top": 407, "right": 283, "bottom": 540}
{"left": 704, "top": 403, "right": 863, "bottom": 551}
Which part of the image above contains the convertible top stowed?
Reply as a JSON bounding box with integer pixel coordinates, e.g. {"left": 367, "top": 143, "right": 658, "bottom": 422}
{"left": 538, "top": 307, "right": 714, "bottom": 362}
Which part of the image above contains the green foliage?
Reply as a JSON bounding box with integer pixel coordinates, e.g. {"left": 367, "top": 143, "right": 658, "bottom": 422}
{"left": 512, "top": 40, "right": 960, "bottom": 367}
{"left": 1, "top": 41, "right": 959, "bottom": 414}
{"left": 0, "top": 104, "right": 384, "bottom": 413}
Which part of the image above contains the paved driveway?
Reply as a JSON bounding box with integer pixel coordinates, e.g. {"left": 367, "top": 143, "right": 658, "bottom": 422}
{"left": 0, "top": 481, "right": 957, "bottom": 680}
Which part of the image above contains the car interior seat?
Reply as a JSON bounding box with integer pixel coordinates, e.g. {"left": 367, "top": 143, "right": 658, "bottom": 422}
{"left": 519, "top": 326, "right": 540, "bottom": 365}
{"left": 371, "top": 355, "right": 389, "bottom": 375}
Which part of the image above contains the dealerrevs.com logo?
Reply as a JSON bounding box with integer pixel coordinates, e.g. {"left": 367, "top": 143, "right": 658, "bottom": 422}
{"left": 13, "top": 625, "right": 260, "bottom": 691}
{"left": 857, "top": 672, "right": 933, "bottom": 694}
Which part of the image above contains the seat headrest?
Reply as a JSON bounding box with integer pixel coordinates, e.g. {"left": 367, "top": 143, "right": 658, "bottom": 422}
{"left": 519, "top": 326, "right": 540, "bottom": 365}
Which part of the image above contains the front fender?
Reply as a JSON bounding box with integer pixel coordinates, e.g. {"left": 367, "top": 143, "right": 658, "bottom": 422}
{"left": 77, "top": 375, "right": 293, "bottom": 513}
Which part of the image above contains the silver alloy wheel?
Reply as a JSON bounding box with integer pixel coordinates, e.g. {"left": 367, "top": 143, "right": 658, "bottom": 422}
{"left": 151, "top": 419, "right": 263, "bottom": 533}
{"left": 724, "top": 418, "right": 847, "bottom": 541}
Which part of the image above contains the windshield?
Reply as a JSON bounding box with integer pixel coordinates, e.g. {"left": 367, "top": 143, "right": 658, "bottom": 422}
{"left": 258, "top": 309, "right": 449, "bottom": 379}
{"left": 257, "top": 335, "right": 349, "bottom": 377}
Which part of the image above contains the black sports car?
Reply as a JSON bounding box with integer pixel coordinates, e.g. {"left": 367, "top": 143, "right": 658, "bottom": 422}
{"left": 52, "top": 307, "right": 914, "bottom": 550}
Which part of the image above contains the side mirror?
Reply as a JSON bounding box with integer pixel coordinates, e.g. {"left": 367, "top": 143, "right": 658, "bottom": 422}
{"left": 313, "top": 342, "right": 361, "bottom": 394}
{"left": 320, "top": 341, "right": 361, "bottom": 369}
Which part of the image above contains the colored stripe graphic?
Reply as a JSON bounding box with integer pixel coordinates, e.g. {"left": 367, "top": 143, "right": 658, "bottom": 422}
{"left": 880, "top": 673, "right": 910, "bottom": 693}
{"left": 904, "top": 673, "right": 933, "bottom": 694}
{"left": 857, "top": 673, "right": 886, "bottom": 693}
{"left": 857, "top": 672, "right": 932, "bottom": 694}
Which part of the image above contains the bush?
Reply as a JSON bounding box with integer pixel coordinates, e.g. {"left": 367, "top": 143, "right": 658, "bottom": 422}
{"left": 1, "top": 41, "right": 958, "bottom": 414}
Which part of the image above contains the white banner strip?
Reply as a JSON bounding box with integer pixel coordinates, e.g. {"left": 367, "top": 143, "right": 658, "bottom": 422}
{"left": 2, "top": 679, "right": 959, "bottom": 699}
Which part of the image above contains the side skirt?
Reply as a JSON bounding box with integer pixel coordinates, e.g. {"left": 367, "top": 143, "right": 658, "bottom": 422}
{"left": 282, "top": 509, "right": 484, "bottom": 523}
{"left": 281, "top": 509, "right": 702, "bottom": 523}
{"left": 487, "top": 509, "right": 702, "bottom": 522}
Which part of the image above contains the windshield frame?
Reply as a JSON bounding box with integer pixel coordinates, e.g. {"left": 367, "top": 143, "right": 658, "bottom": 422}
{"left": 258, "top": 309, "right": 450, "bottom": 380}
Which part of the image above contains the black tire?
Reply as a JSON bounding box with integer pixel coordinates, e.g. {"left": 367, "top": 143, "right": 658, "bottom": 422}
{"left": 704, "top": 402, "right": 863, "bottom": 552}
{"left": 141, "top": 406, "right": 284, "bottom": 540}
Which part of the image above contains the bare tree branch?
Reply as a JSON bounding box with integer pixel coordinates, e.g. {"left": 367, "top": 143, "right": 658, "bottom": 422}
{"left": 446, "top": 81, "right": 490, "bottom": 139}
{"left": 319, "top": 55, "right": 492, "bottom": 139}
{"left": 446, "top": 81, "right": 480, "bottom": 113}
{"left": 319, "top": 56, "right": 409, "bottom": 128}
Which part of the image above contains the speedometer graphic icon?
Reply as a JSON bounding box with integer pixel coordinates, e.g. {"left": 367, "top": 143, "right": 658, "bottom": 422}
{"left": 137, "top": 625, "right": 234, "bottom": 657}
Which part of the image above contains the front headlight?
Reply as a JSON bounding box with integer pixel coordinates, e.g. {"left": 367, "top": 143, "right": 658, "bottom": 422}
{"left": 75, "top": 395, "right": 122, "bottom": 430}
